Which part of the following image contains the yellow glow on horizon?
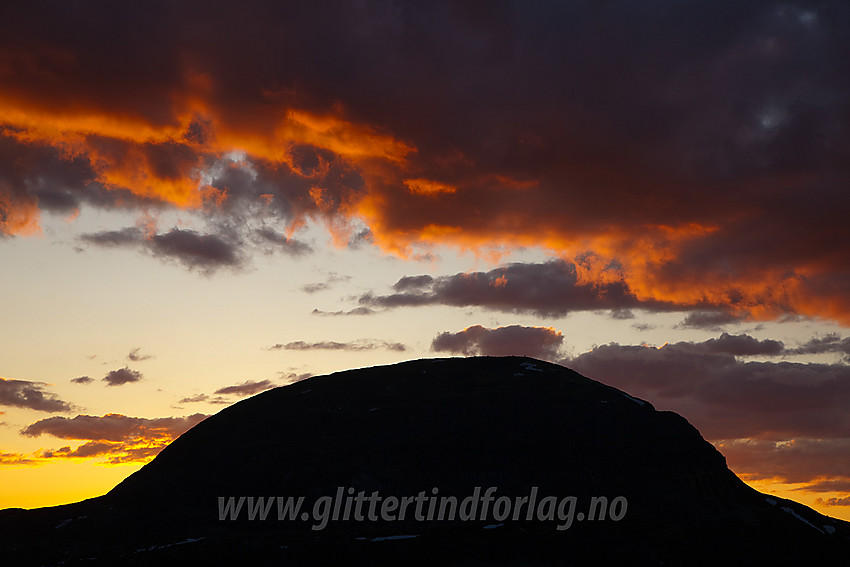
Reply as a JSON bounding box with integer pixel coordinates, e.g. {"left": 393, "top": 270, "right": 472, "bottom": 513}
{"left": 0, "top": 460, "right": 142, "bottom": 510}
{"left": 741, "top": 476, "right": 850, "bottom": 522}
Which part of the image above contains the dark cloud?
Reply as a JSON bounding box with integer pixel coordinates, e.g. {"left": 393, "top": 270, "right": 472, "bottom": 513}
{"left": 359, "top": 259, "right": 688, "bottom": 317}
{"left": 311, "top": 307, "right": 375, "bottom": 316}
{"left": 347, "top": 228, "right": 373, "bottom": 249}
{"left": 570, "top": 340, "right": 850, "bottom": 441}
{"left": 80, "top": 216, "right": 313, "bottom": 272}
{"left": 70, "top": 376, "right": 93, "bottom": 384}
{"left": 677, "top": 311, "right": 747, "bottom": 330}
{"left": 102, "top": 367, "right": 142, "bottom": 386}
{"left": 42, "top": 441, "right": 118, "bottom": 459}
{"left": 816, "top": 497, "right": 850, "bottom": 507}
{"left": 715, "top": 438, "right": 850, "bottom": 486}
{"left": 788, "top": 333, "right": 850, "bottom": 360}
{"left": 431, "top": 325, "right": 564, "bottom": 360}
{"left": 177, "top": 394, "right": 211, "bottom": 404}
{"left": 150, "top": 228, "right": 241, "bottom": 270}
{"left": 271, "top": 339, "right": 406, "bottom": 352}
{"left": 0, "top": 130, "right": 108, "bottom": 233}
{"left": 393, "top": 275, "right": 435, "bottom": 292}
{"left": 0, "top": 377, "right": 72, "bottom": 412}
{"left": 302, "top": 273, "right": 351, "bottom": 294}
{"left": 79, "top": 227, "right": 143, "bottom": 248}
{"left": 302, "top": 282, "right": 330, "bottom": 294}
{"left": 81, "top": 226, "right": 244, "bottom": 272}
{"left": 21, "top": 412, "right": 208, "bottom": 442}
{"left": 43, "top": 442, "right": 162, "bottom": 463}
{"left": 279, "top": 371, "right": 313, "bottom": 384}
{"left": 803, "top": 479, "right": 850, "bottom": 493}
{"left": 21, "top": 412, "right": 208, "bottom": 464}
{"left": 212, "top": 379, "right": 277, "bottom": 397}
{"left": 253, "top": 227, "right": 312, "bottom": 256}
{"left": 0, "top": 130, "right": 166, "bottom": 228}
{"left": 176, "top": 379, "right": 281, "bottom": 405}
{"left": 568, "top": 336, "right": 850, "bottom": 492}
{"left": 683, "top": 332, "right": 785, "bottom": 356}
{"left": 176, "top": 393, "right": 230, "bottom": 405}
{"left": 127, "top": 347, "right": 153, "bottom": 362}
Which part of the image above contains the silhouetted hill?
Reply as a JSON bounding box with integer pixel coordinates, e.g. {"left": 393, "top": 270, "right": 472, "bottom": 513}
{"left": 1, "top": 357, "right": 848, "bottom": 565}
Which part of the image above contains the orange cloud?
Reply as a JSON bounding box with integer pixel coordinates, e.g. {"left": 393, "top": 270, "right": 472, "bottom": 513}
{"left": 5, "top": 87, "right": 848, "bottom": 324}
{"left": 0, "top": 182, "right": 40, "bottom": 235}
{"left": 1, "top": 94, "right": 416, "bottom": 231}
{"left": 404, "top": 178, "right": 457, "bottom": 195}
{"left": 17, "top": 413, "right": 209, "bottom": 465}
{"left": 0, "top": 450, "right": 38, "bottom": 465}
{"left": 281, "top": 109, "right": 413, "bottom": 162}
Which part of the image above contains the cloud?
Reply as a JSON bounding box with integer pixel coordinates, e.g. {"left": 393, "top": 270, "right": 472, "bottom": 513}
{"left": 0, "top": 451, "right": 38, "bottom": 465}
{"left": 80, "top": 217, "right": 313, "bottom": 272}
{"left": 302, "top": 282, "right": 330, "bottom": 294}
{"left": 714, "top": 438, "right": 850, "bottom": 486}
{"left": 149, "top": 228, "right": 242, "bottom": 270}
{"left": 175, "top": 379, "right": 280, "bottom": 407}
{"left": 816, "top": 497, "right": 850, "bottom": 507}
{"left": 1, "top": 1, "right": 849, "bottom": 322}
{"left": 81, "top": 226, "right": 244, "bottom": 272}
{"left": 431, "top": 325, "right": 564, "bottom": 360}
{"left": 804, "top": 479, "right": 850, "bottom": 493}
{"left": 174, "top": 393, "right": 231, "bottom": 406}
{"left": 569, "top": 339, "right": 850, "bottom": 441}
{"left": 279, "top": 371, "right": 313, "bottom": 384}
{"left": 676, "top": 311, "right": 748, "bottom": 330}
{"left": 20, "top": 413, "right": 204, "bottom": 441}
{"left": 0, "top": 377, "right": 72, "bottom": 412}
{"left": 359, "top": 259, "right": 688, "bottom": 317}
{"left": 253, "top": 227, "right": 312, "bottom": 256}
{"left": 70, "top": 376, "right": 94, "bottom": 384}
{"left": 127, "top": 347, "right": 153, "bottom": 362}
{"left": 311, "top": 307, "right": 375, "bottom": 316}
{"left": 20, "top": 412, "right": 208, "bottom": 464}
{"left": 102, "top": 367, "right": 143, "bottom": 386}
{"left": 347, "top": 228, "right": 373, "bottom": 249}
{"left": 679, "top": 332, "right": 785, "bottom": 356}
{"left": 79, "top": 227, "right": 143, "bottom": 248}
{"left": 271, "top": 339, "right": 407, "bottom": 352}
{"left": 788, "top": 334, "right": 850, "bottom": 361}
{"left": 568, "top": 337, "right": 850, "bottom": 492}
{"left": 176, "top": 394, "right": 216, "bottom": 404}
{"left": 0, "top": 130, "right": 113, "bottom": 234}
{"left": 212, "top": 379, "right": 277, "bottom": 397}
{"left": 302, "top": 273, "right": 351, "bottom": 294}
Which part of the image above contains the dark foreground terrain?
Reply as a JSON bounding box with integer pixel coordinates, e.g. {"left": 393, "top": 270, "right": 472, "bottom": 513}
{"left": 1, "top": 356, "right": 847, "bottom": 565}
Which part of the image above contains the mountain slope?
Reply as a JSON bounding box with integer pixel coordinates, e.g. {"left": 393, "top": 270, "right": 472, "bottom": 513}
{"left": 1, "top": 356, "right": 847, "bottom": 565}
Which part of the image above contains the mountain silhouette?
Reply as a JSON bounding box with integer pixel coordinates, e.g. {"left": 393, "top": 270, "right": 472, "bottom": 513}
{"left": 1, "top": 356, "right": 848, "bottom": 565}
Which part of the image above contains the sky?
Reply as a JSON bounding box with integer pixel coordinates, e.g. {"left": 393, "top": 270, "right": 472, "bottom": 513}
{"left": 1, "top": 0, "right": 849, "bottom": 520}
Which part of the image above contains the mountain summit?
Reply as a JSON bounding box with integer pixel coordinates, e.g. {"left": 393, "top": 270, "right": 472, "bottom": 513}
{"left": 2, "top": 356, "right": 848, "bottom": 565}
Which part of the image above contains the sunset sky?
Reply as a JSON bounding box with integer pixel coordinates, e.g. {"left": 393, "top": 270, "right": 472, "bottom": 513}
{"left": 2, "top": 0, "right": 849, "bottom": 520}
